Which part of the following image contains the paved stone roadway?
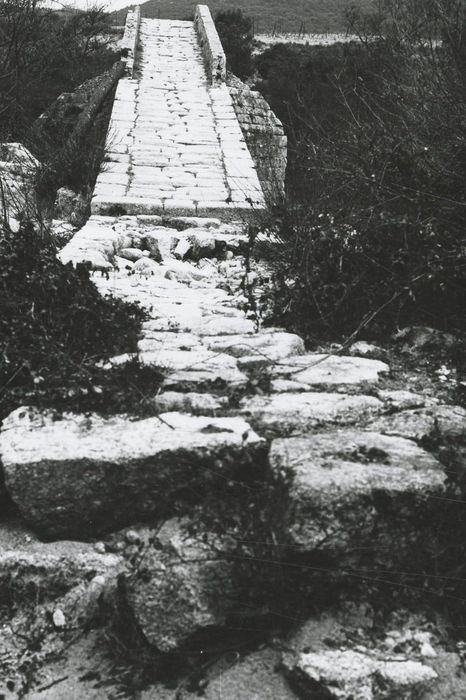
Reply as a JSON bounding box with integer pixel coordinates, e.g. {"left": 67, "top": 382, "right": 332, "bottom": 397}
{"left": 92, "top": 18, "right": 265, "bottom": 218}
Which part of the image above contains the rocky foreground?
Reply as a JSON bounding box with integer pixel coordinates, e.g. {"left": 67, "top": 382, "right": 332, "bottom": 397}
{"left": 1, "top": 214, "right": 466, "bottom": 698}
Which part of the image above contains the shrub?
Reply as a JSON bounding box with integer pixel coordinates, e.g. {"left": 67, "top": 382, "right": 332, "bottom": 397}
{"left": 0, "top": 219, "right": 155, "bottom": 421}
{"left": 0, "top": 1, "right": 117, "bottom": 140}
{"left": 254, "top": 0, "right": 466, "bottom": 339}
{"left": 215, "top": 9, "right": 254, "bottom": 80}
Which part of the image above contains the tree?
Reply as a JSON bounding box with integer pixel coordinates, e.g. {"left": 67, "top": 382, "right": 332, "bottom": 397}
{"left": 215, "top": 9, "right": 254, "bottom": 80}
{"left": 0, "top": 0, "right": 116, "bottom": 139}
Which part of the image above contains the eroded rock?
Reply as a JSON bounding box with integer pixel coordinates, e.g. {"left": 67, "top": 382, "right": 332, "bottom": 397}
{"left": 367, "top": 404, "right": 466, "bottom": 443}
{"left": 0, "top": 519, "right": 122, "bottom": 602}
{"left": 0, "top": 407, "right": 263, "bottom": 538}
{"left": 205, "top": 330, "right": 305, "bottom": 364}
{"left": 283, "top": 648, "right": 437, "bottom": 700}
{"left": 241, "top": 393, "right": 383, "bottom": 436}
{"left": 124, "top": 518, "right": 235, "bottom": 652}
{"left": 153, "top": 391, "right": 228, "bottom": 414}
{"left": 268, "top": 354, "right": 389, "bottom": 388}
{"left": 269, "top": 430, "right": 446, "bottom": 556}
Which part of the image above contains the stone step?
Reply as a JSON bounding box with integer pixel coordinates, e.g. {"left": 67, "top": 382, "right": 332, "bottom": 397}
{"left": 269, "top": 429, "right": 447, "bottom": 569}
{"left": 0, "top": 408, "right": 264, "bottom": 539}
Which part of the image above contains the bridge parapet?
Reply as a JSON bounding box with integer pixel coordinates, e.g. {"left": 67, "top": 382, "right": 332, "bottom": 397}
{"left": 194, "top": 5, "right": 226, "bottom": 85}
{"left": 120, "top": 5, "right": 141, "bottom": 77}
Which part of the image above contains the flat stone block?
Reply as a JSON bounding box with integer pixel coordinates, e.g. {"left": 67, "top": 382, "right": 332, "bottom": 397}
{"left": 269, "top": 430, "right": 446, "bottom": 552}
{"left": 241, "top": 393, "right": 383, "bottom": 436}
{"left": 0, "top": 407, "right": 263, "bottom": 538}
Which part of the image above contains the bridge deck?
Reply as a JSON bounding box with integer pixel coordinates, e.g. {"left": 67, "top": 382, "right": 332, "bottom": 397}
{"left": 92, "top": 18, "right": 265, "bottom": 219}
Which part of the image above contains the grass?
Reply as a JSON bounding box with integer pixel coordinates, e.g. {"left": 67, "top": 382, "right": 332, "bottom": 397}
{"left": 112, "top": 0, "right": 373, "bottom": 34}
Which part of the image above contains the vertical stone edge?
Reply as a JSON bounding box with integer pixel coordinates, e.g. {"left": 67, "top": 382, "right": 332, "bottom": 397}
{"left": 120, "top": 5, "right": 141, "bottom": 78}
{"left": 227, "top": 74, "right": 287, "bottom": 205}
{"left": 194, "top": 5, "right": 226, "bottom": 85}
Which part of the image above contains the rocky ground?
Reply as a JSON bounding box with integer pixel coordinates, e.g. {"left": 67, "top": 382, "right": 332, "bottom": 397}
{"left": 1, "top": 213, "right": 465, "bottom": 699}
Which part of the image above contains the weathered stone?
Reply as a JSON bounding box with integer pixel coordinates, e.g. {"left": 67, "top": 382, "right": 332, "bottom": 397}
{"left": 241, "top": 393, "right": 383, "bottom": 436}
{"left": 138, "top": 331, "right": 202, "bottom": 353}
{"left": 228, "top": 73, "right": 287, "bottom": 203}
{"left": 119, "top": 247, "right": 149, "bottom": 261}
{"left": 286, "top": 603, "right": 374, "bottom": 655}
{"left": 160, "top": 350, "right": 248, "bottom": 391}
{"left": 283, "top": 649, "right": 437, "bottom": 700}
{"left": 377, "top": 389, "right": 432, "bottom": 411}
{"left": 54, "top": 187, "right": 79, "bottom": 219}
{"left": 205, "top": 330, "right": 305, "bottom": 362}
{"left": 198, "top": 315, "right": 255, "bottom": 336}
{"left": 0, "top": 407, "right": 263, "bottom": 538}
{"left": 168, "top": 216, "right": 222, "bottom": 229}
{"left": 349, "top": 340, "right": 388, "bottom": 361}
{"left": 269, "top": 430, "right": 446, "bottom": 555}
{"left": 368, "top": 405, "right": 466, "bottom": 443}
{"left": 132, "top": 256, "right": 162, "bottom": 275}
{"left": 268, "top": 354, "right": 389, "bottom": 388}
{"left": 187, "top": 229, "right": 216, "bottom": 258}
{"left": 174, "top": 236, "right": 192, "bottom": 259}
{"left": 153, "top": 391, "right": 228, "bottom": 414}
{"left": 422, "top": 652, "right": 466, "bottom": 699}
{"left": 125, "top": 519, "right": 234, "bottom": 652}
{"left": 0, "top": 519, "right": 122, "bottom": 601}
{"left": 162, "top": 258, "right": 212, "bottom": 281}
{"left": 141, "top": 229, "right": 173, "bottom": 260}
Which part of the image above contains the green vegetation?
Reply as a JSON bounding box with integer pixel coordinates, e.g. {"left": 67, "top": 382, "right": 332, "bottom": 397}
{"left": 253, "top": 0, "right": 466, "bottom": 342}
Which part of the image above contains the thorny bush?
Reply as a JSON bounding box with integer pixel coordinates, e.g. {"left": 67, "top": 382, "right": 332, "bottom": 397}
{"left": 0, "top": 220, "right": 156, "bottom": 421}
{"left": 255, "top": 0, "right": 466, "bottom": 340}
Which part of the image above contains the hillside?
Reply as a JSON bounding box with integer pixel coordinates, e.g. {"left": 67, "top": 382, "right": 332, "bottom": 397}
{"left": 112, "top": 0, "right": 372, "bottom": 34}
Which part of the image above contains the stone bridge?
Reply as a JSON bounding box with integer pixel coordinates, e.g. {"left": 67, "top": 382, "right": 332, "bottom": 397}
{"left": 0, "top": 6, "right": 465, "bottom": 698}
{"left": 92, "top": 5, "right": 281, "bottom": 219}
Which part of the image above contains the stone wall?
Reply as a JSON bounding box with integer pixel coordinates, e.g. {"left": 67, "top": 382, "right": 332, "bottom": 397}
{"left": 227, "top": 73, "right": 287, "bottom": 203}
{"left": 120, "top": 6, "right": 141, "bottom": 78}
{"left": 194, "top": 4, "right": 226, "bottom": 85}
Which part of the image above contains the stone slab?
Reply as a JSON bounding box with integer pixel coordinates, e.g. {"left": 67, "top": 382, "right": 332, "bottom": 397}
{"left": 0, "top": 407, "right": 263, "bottom": 538}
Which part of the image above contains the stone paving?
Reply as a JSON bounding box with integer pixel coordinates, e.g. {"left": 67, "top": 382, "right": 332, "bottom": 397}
{"left": 92, "top": 12, "right": 265, "bottom": 218}
{"left": 3, "top": 209, "right": 466, "bottom": 697}
{"left": 1, "top": 8, "right": 466, "bottom": 697}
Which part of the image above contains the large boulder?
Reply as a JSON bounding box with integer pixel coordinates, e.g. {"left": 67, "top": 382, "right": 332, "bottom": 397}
{"left": 124, "top": 518, "right": 235, "bottom": 652}
{"left": 283, "top": 648, "right": 437, "bottom": 700}
{"left": 0, "top": 407, "right": 264, "bottom": 538}
{"left": 269, "top": 429, "right": 446, "bottom": 565}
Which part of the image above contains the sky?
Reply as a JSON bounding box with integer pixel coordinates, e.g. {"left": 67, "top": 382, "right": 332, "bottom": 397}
{"left": 43, "top": 0, "right": 145, "bottom": 11}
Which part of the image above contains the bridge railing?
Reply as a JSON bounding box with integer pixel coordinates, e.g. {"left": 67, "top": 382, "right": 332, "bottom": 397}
{"left": 120, "top": 6, "right": 141, "bottom": 78}
{"left": 194, "top": 5, "right": 226, "bottom": 85}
